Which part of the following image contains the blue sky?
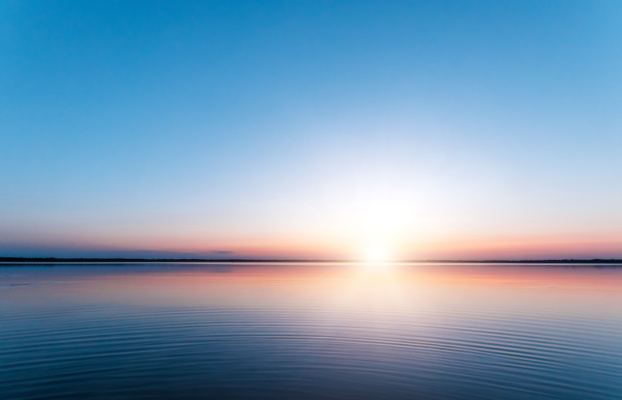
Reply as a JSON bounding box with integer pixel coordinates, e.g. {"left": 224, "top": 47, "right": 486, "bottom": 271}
{"left": 1, "top": 0, "right": 621, "bottom": 259}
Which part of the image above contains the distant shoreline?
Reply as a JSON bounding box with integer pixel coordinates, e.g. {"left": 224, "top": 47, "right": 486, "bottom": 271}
{"left": 1, "top": 257, "right": 621, "bottom": 264}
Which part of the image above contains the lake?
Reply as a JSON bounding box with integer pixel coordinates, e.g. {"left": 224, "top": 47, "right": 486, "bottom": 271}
{"left": 1, "top": 262, "right": 621, "bottom": 399}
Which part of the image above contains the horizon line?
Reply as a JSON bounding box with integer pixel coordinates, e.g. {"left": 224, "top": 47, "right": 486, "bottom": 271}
{"left": 1, "top": 257, "right": 622, "bottom": 264}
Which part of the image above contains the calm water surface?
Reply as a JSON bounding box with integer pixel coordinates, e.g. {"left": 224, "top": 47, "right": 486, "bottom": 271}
{"left": 1, "top": 262, "right": 621, "bottom": 399}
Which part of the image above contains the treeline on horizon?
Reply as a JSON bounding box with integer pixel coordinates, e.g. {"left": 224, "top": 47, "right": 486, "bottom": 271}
{"left": 1, "top": 257, "right": 622, "bottom": 264}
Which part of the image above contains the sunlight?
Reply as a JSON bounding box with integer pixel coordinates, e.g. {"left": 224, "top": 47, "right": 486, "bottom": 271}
{"left": 362, "top": 245, "right": 391, "bottom": 264}
{"left": 347, "top": 191, "right": 414, "bottom": 263}
{"left": 317, "top": 166, "right": 437, "bottom": 262}
{"left": 356, "top": 243, "right": 398, "bottom": 274}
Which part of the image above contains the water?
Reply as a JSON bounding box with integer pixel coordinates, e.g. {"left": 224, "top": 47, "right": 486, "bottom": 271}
{"left": 1, "top": 262, "right": 621, "bottom": 400}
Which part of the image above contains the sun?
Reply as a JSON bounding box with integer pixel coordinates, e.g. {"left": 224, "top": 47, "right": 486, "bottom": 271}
{"left": 362, "top": 245, "right": 391, "bottom": 263}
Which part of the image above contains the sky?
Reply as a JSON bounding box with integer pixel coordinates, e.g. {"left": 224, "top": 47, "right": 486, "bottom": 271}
{"left": 1, "top": 0, "right": 621, "bottom": 260}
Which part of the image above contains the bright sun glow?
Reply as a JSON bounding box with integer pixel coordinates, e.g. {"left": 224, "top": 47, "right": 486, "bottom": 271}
{"left": 349, "top": 191, "right": 413, "bottom": 263}
{"left": 362, "top": 245, "right": 390, "bottom": 263}
{"left": 321, "top": 171, "right": 432, "bottom": 262}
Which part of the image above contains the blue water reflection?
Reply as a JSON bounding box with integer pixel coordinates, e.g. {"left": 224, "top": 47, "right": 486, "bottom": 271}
{"left": 1, "top": 263, "right": 621, "bottom": 399}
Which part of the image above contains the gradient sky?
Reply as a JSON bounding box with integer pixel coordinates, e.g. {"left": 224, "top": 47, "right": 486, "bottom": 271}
{"left": 1, "top": 0, "right": 621, "bottom": 259}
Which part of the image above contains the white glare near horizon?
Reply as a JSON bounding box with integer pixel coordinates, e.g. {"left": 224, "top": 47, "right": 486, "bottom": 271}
{"left": 345, "top": 181, "right": 419, "bottom": 262}
{"left": 362, "top": 245, "right": 391, "bottom": 263}
{"left": 276, "top": 140, "right": 463, "bottom": 260}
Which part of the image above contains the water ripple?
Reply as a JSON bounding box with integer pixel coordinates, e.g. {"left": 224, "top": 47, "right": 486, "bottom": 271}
{"left": 1, "top": 263, "right": 621, "bottom": 400}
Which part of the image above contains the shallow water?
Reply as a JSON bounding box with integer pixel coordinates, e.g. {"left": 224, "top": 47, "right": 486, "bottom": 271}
{"left": 1, "top": 262, "right": 621, "bottom": 400}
